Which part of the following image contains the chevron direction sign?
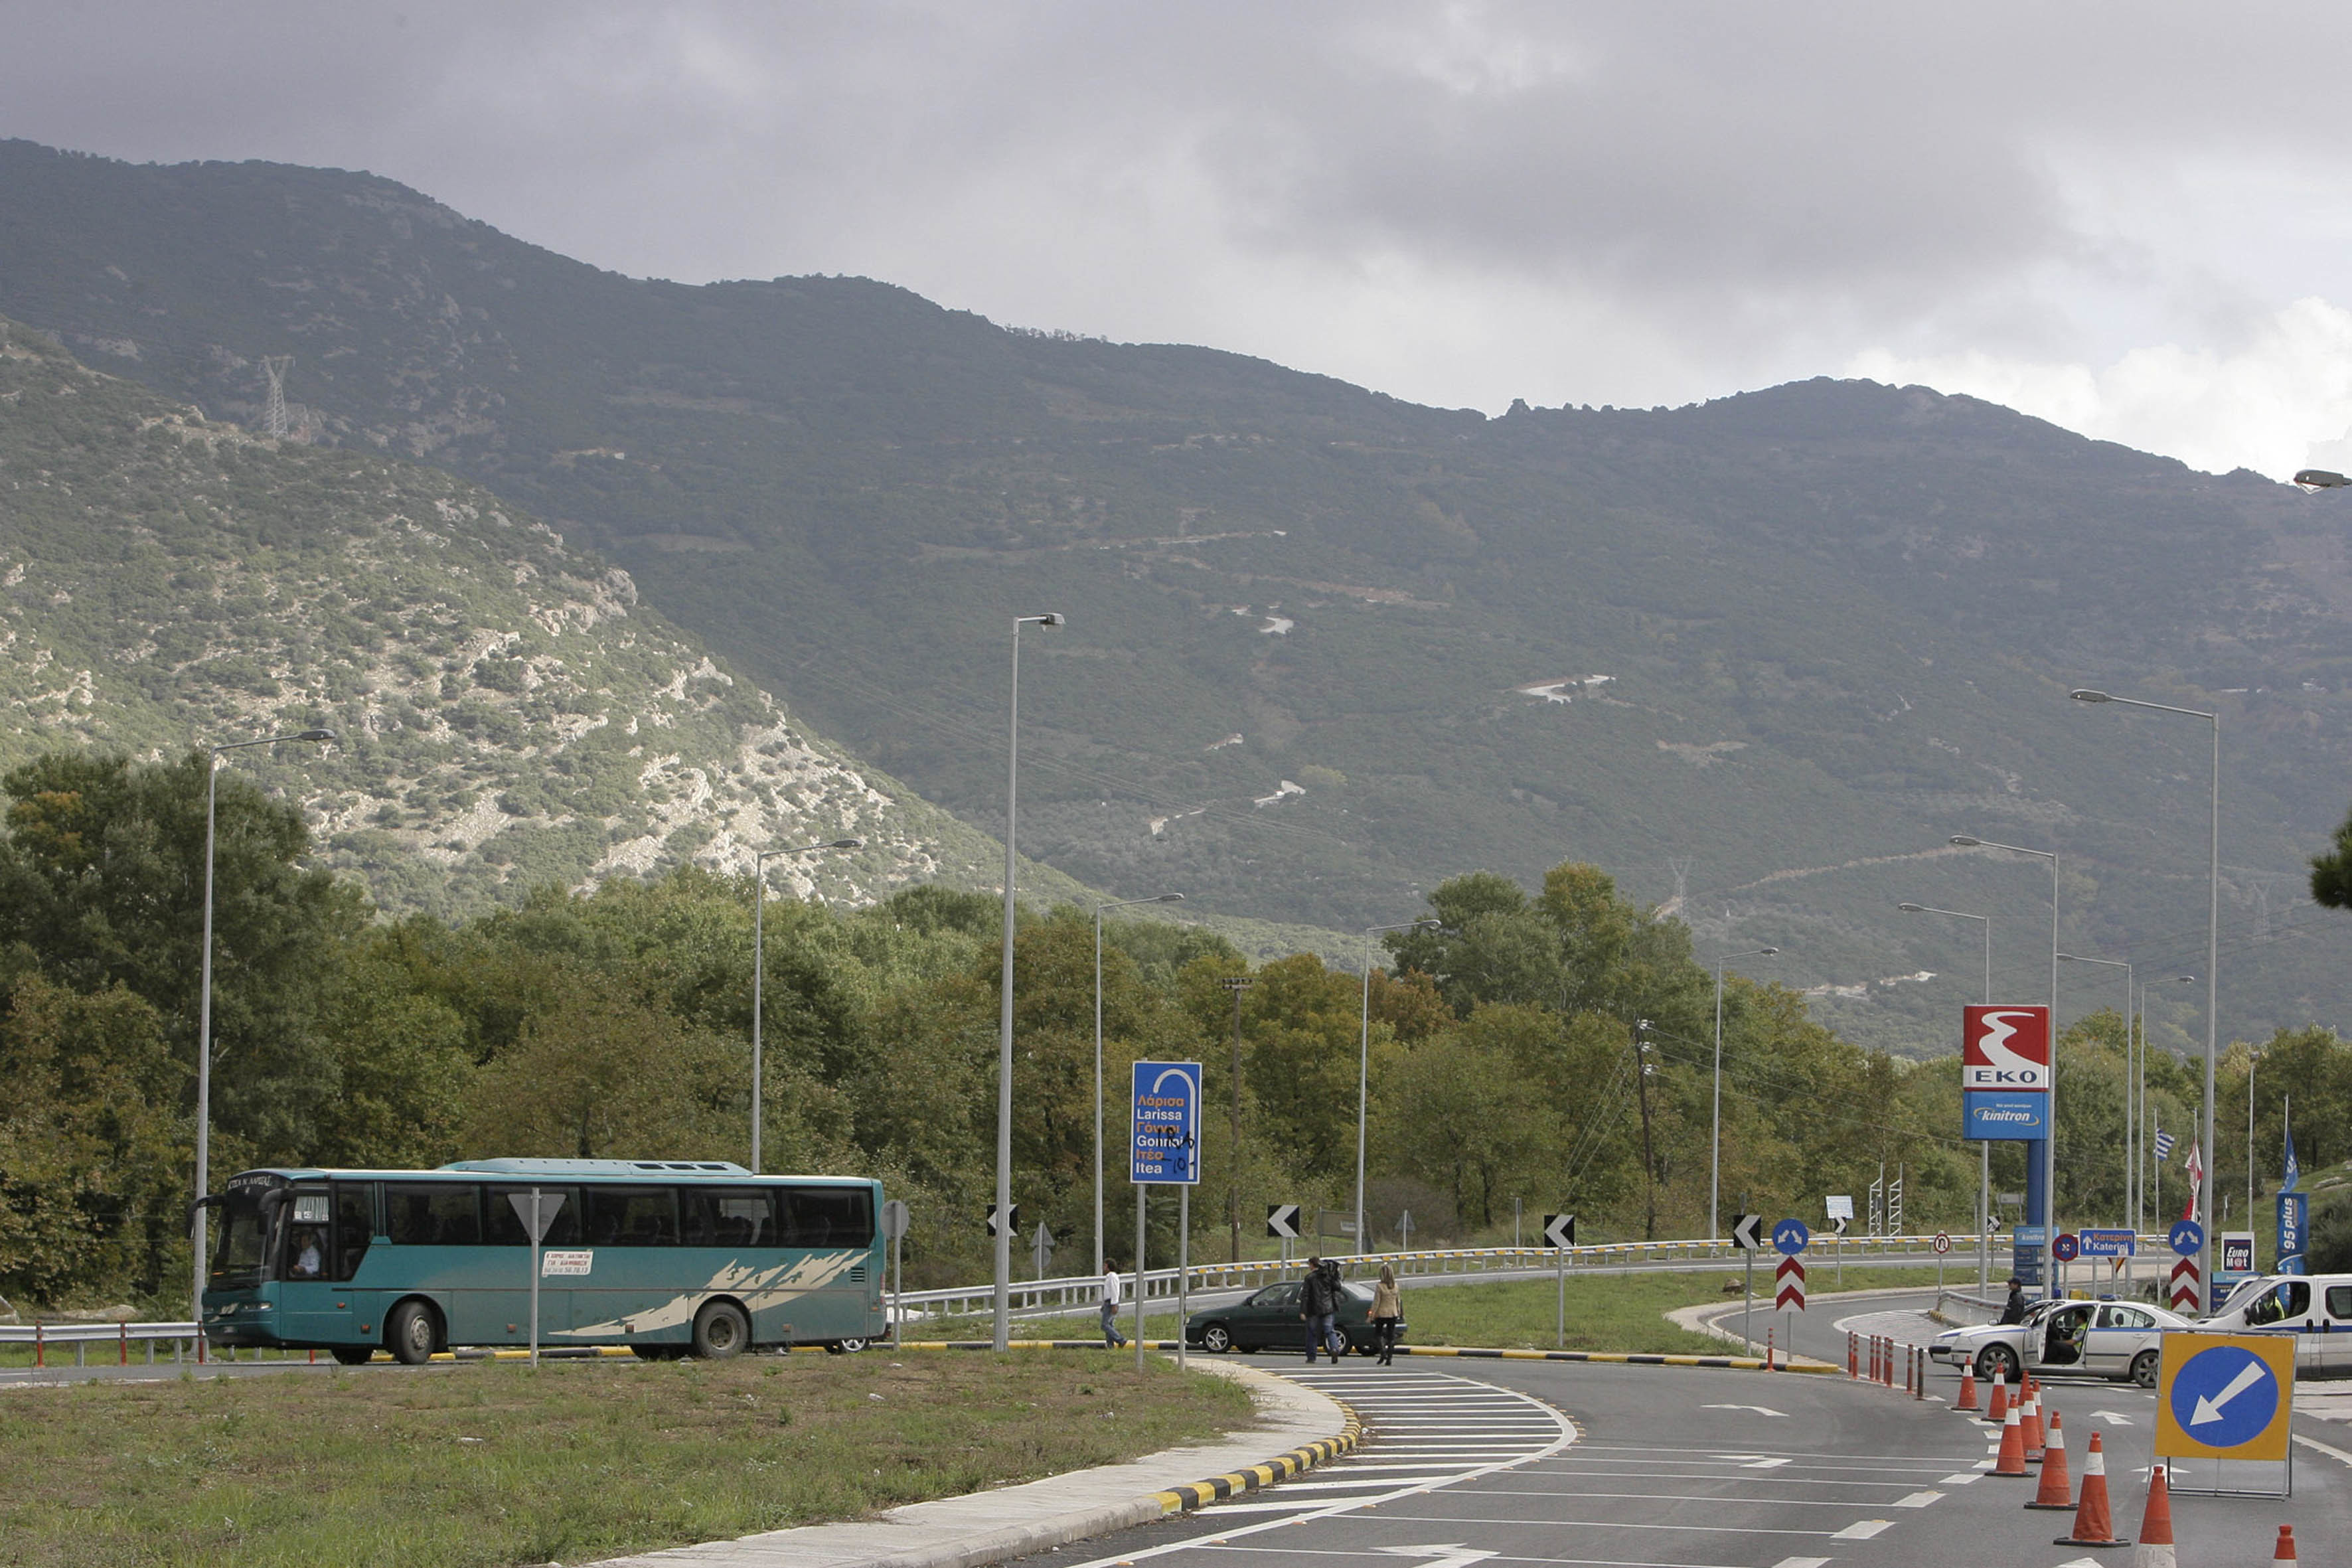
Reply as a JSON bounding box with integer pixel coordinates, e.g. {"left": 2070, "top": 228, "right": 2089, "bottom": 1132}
{"left": 1775, "top": 1255, "right": 1807, "bottom": 1310}
{"left": 1731, "top": 1213, "right": 1764, "bottom": 1253}
{"left": 1265, "top": 1204, "right": 1302, "bottom": 1239}
{"left": 1542, "top": 1212, "right": 1577, "bottom": 1249}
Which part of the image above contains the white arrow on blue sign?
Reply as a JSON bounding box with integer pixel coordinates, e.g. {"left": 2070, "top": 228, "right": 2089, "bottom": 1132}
{"left": 2169, "top": 1344, "right": 2281, "bottom": 1448}
{"left": 1772, "top": 1219, "right": 1810, "bottom": 1256}
{"left": 2169, "top": 1219, "right": 2205, "bottom": 1257}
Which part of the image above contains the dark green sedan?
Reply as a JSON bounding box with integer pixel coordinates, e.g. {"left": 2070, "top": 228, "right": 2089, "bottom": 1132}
{"left": 1184, "top": 1279, "right": 1404, "bottom": 1356}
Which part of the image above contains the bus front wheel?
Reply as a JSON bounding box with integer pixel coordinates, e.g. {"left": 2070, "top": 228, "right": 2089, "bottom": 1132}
{"left": 693, "top": 1300, "right": 750, "bottom": 1360}
{"left": 386, "top": 1300, "right": 438, "bottom": 1366}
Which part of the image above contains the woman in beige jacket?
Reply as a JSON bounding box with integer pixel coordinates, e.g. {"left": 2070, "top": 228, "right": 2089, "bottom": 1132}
{"left": 1371, "top": 1263, "right": 1403, "bottom": 1365}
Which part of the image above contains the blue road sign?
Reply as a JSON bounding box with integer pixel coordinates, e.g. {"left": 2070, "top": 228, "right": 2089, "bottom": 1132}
{"left": 2013, "top": 1225, "right": 2049, "bottom": 1246}
{"left": 1130, "top": 1060, "right": 1202, "bottom": 1184}
{"left": 1772, "top": 1218, "right": 1810, "bottom": 1256}
{"left": 2169, "top": 1219, "right": 2205, "bottom": 1257}
{"left": 2165, "top": 1342, "right": 2282, "bottom": 1451}
{"left": 2051, "top": 1232, "right": 2080, "bottom": 1263}
{"left": 2077, "top": 1228, "right": 2136, "bottom": 1258}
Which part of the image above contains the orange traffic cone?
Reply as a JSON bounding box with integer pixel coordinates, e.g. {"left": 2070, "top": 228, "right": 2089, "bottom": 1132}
{"left": 2021, "top": 1378, "right": 2047, "bottom": 1461}
{"left": 2053, "top": 1431, "right": 2128, "bottom": 1547}
{"left": 1986, "top": 1374, "right": 2010, "bottom": 1425}
{"left": 2026, "top": 1410, "right": 2073, "bottom": 1509}
{"left": 2136, "top": 1462, "right": 2177, "bottom": 1568}
{"left": 1954, "top": 1362, "right": 1979, "bottom": 1413}
{"left": 2274, "top": 1524, "right": 2298, "bottom": 1561}
{"left": 1991, "top": 1397, "right": 2030, "bottom": 1477}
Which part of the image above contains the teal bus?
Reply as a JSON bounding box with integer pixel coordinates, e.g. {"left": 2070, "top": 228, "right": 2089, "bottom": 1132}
{"left": 199, "top": 1159, "right": 885, "bottom": 1364}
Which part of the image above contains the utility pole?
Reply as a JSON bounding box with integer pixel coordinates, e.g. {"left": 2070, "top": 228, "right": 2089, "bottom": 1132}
{"left": 1219, "top": 976, "right": 1255, "bottom": 1263}
{"left": 1634, "top": 1020, "right": 1659, "bottom": 1241}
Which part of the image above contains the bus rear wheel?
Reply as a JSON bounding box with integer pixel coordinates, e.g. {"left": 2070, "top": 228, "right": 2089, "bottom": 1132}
{"left": 693, "top": 1300, "right": 750, "bottom": 1360}
{"left": 386, "top": 1300, "right": 438, "bottom": 1366}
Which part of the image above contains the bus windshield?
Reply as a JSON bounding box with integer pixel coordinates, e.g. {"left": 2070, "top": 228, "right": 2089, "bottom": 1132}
{"left": 211, "top": 1190, "right": 278, "bottom": 1286}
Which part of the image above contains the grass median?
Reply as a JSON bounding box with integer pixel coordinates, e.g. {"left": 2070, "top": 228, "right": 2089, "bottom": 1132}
{"left": 0, "top": 1349, "right": 1255, "bottom": 1568}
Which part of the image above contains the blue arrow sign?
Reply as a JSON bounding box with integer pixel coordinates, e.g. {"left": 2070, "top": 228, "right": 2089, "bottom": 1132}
{"left": 2077, "top": 1228, "right": 2136, "bottom": 1258}
{"left": 2167, "top": 1343, "right": 2281, "bottom": 1450}
{"left": 1130, "top": 1060, "right": 1202, "bottom": 1184}
{"left": 1772, "top": 1218, "right": 1810, "bottom": 1256}
{"left": 2169, "top": 1219, "right": 2205, "bottom": 1258}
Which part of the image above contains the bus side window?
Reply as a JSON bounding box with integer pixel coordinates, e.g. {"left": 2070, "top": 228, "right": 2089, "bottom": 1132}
{"left": 783, "top": 1186, "right": 874, "bottom": 1248}
{"left": 384, "top": 1184, "right": 485, "bottom": 1246}
{"left": 485, "top": 1187, "right": 581, "bottom": 1247}
{"left": 332, "top": 1182, "right": 374, "bottom": 1281}
{"left": 587, "top": 1187, "right": 678, "bottom": 1246}
{"left": 681, "top": 1189, "right": 775, "bottom": 1248}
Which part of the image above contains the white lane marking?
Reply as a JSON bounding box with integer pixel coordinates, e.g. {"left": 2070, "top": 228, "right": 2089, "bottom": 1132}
{"left": 1939, "top": 1472, "right": 1982, "bottom": 1485}
{"left": 1464, "top": 1490, "right": 1933, "bottom": 1510}
{"left": 1364, "top": 1514, "right": 1847, "bottom": 1537}
{"left": 1374, "top": 1545, "right": 1496, "bottom": 1568}
{"left": 1493, "top": 1470, "right": 1954, "bottom": 1491}
{"left": 1701, "top": 1403, "right": 1788, "bottom": 1417}
{"left": 1268, "top": 1477, "right": 1464, "bottom": 1491}
{"left": 2294, "top": 1433, "right": 2352, "bottom": 1468}
{"left": 1893, "top": 1490, "right": 1942, "bottom": 1507}
{"left": 1741, "top": 1457, "right": 1792, "bottom": 1469}
{"left": 2089, "top": 1409, "right": 2138, "bottom": 1425}
{"left": 1773, "top": 1559, "right": 1833, "bottom": 1568}
{"left": 1833, "top": 1520, "right": 1893, "bottom": 1540}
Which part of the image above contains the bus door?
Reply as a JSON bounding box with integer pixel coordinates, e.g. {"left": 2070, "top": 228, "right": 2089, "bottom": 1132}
{"left": 276, "top": 1186, "right": 349, "bottom": 1344}
{"left": 485, "top": 1186, "right": 581, "bottom": 1346}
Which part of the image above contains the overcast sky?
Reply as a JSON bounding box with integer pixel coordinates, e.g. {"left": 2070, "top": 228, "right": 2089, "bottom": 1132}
{"left": 10, "top": 3, "right": 2352, "bottom": 477}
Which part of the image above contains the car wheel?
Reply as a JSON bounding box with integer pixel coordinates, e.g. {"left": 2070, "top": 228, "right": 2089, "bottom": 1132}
{"left": 829, "top": 1337, "right": 868, "bottom": 1355}
{"left": 2130, "top": 1350, "right": 2159, "bottom": 1389}
{"left": 386, "top": 1300, "right": 437, "bottom": 1366}
{"left": 1202, "top": 1324, "right": 1233, "bottom": 1354}
{"left": 1975, "top": 1344, "right": 2017, "bottom": 1385}
{"left": 692, "top": 1300, "right": 750, "bottom": 1360}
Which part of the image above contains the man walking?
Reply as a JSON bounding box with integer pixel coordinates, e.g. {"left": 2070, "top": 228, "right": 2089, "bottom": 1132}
{"left": 1101, "top": 1263, "right": 1129, "bottom": 1348}
{"left": 1996, "top": 1275, "right": 2027, "bottom": 1326}
{"left": 1301, "top": 1255, "right": 1341, "bottom": 1363}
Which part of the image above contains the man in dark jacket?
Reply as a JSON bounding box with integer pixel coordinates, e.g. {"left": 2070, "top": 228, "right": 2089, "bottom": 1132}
{"left": 1996, "top": 1277, "right": 2028, "bottom": 1325}
{"left": 1301, "top": 1256, "right": 1342, "bottom": 1363}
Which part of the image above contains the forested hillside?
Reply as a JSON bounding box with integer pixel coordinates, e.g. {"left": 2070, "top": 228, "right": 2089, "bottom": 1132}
{"left": 4, "top": 139, "right": 2346, "bottom": 1057}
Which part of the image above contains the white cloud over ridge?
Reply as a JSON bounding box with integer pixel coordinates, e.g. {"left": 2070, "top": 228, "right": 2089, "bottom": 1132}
{"left": 5, "top": 5, "right": 2352, "bottom": 477}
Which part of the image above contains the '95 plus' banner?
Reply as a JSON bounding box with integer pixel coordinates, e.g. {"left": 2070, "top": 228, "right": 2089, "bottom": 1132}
{"left": 1962, "top": 1004, "right": 2049, "bottom": 1140}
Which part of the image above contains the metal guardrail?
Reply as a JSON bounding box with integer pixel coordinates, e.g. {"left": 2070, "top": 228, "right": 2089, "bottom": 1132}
{"left": 0, "top": 1320, "right": 204, "bottom": 1370}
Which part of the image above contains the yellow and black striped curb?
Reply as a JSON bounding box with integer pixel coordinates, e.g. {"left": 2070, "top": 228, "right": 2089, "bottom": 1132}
{"left": 1147, "top": 1404, "right": 1365, "bottom": 1513}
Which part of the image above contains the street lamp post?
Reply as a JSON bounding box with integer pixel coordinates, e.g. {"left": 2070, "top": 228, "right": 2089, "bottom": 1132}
{"left": 1950, "top": 834, "right": 2060, "bottom": 1294}
{"left": 1094, "top": 892, "right": 1184, "bottom": 1275}
{"left": 1900, "top": 901, "right": 1992, "bottom": 1291}
{"left": 1709, "top": 946, "right": 1779, "bottom": 1241}
{"left": 1358, "top": 919, "right": 1437, "bottom": 1257}
{"left": 2070, "top": 688, "right": 2221, "bottom": 1308}
{"left": 192, "top": 728, "right": 336, "bottom": 1324}
{"left": 2059, "top": 952, "right": 2132, "bottom": 1231}
{"left": 995, "top": 612, "right": 1063, "bottom": 1352}
{"left": 751, "top": 837, "right": 864, "bottom": 1172}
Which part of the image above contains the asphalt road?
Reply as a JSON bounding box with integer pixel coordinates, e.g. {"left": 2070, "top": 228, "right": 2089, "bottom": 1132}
{"left": 1014, "top": 1352, "right": 2352, "bottom": 1568}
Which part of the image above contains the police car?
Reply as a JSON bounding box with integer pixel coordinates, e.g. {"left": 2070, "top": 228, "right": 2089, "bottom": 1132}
{"left": 1930, "top": 1296, "right": 2191, "bottom": 1387}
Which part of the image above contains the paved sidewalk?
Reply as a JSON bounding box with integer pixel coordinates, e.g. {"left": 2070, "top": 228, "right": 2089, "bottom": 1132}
{"left": 581, "top": 1360, "right": 1350, "bottom": 1568}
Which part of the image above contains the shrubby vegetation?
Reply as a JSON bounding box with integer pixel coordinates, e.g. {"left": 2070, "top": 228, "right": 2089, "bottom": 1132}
{"left": 11, "top": 746, "right": 2333, "bottom": 1310}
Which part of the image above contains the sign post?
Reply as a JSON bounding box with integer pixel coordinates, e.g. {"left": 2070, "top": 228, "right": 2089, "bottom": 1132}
{"left": 1543, "top": 1213, "right": 1575, "bottom": 1348}
{"left": 881, "top": 1199, "right": 909, "bottom": 1349}
{"left": 1772, "top": 1219, "right": 1809, "bottom": 1356}
{"left": 1132, "top": 1060, "right": 1202, "bottom": 1370}
{"left": 1267, "top": 1203, "right": 1301, "bottom": 1267}
{"left": 1731, "top": 1213, "right": 1764, "bottom": 1352}
{"left": 1827, "top": 1196, "right": 1853, "bottom": 1288}
{"left": 1932, "top": 1230, "right": 1952, "bottom": 1293}
{"left": 506, "top": 1188, "right": 566, "bottom": 1368}
{"left": 2169, "top": 1219, "right": 2206, "bottom": 1314}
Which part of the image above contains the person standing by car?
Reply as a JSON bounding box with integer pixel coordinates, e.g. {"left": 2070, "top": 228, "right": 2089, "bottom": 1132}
{"left": 1301, "top": 1255, "right": 1340, "bottom": 1363}
{"left": 1100, "top": 1265, "right": 1128, "bottom": 1349}
{"left": 1371, "top": 1262, "right": 1402, "bottom": 1365}
{"left": 1998, "top": 1277, "right": 2027, "bottom": 1326}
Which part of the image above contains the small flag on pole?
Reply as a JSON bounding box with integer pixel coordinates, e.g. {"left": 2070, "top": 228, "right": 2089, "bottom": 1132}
{"left": 2285, "top": 1121, "right": 2301, "bottom": 1194}
{"left": 2153, "top": 1129, "right": 2175, "bottom": 1162}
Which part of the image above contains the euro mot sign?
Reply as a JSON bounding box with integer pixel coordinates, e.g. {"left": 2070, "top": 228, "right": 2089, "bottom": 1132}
{"left": 1130, "top": 1060, "right": 1203, "bottom": 1184}
{"left": 1962, "top": 1004, "right": 2051, "bottom": 1140}
{"left": 2156, "top": 1333, "right": 2296, "bottom": 1462}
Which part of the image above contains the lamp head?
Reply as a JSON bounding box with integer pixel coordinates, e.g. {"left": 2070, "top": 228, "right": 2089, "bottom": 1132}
{"left": 1758, "top": 945, "right": 1779, "bottom": 956}
{"left": 1153, "top": 892, "right": 1186, "bottom": 903}
{"left": 1023, "top": 611, "right": 1065, "bottom": 628}
{"left": 295, "top": 728, "right": 337, "bottom": 743}
{"left": 1949, "top": 835, "right": 1982, "bottom": 847}
{"left": 2295, "top": 468, "right": 2351, "bottom": 489}
{"left": 2069, "top": 689, "right": 2111, "bottom": 704}
{"left": 1897, "top": 902, "right": 1925, "bottom": 913}
{"left": 831, "top": 838, "right": 865, "bottom": 850}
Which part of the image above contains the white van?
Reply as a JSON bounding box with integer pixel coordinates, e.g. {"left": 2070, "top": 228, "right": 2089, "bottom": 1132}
{"left": 2197, "top": 1274, "right": 2352, "bottom": 1377}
